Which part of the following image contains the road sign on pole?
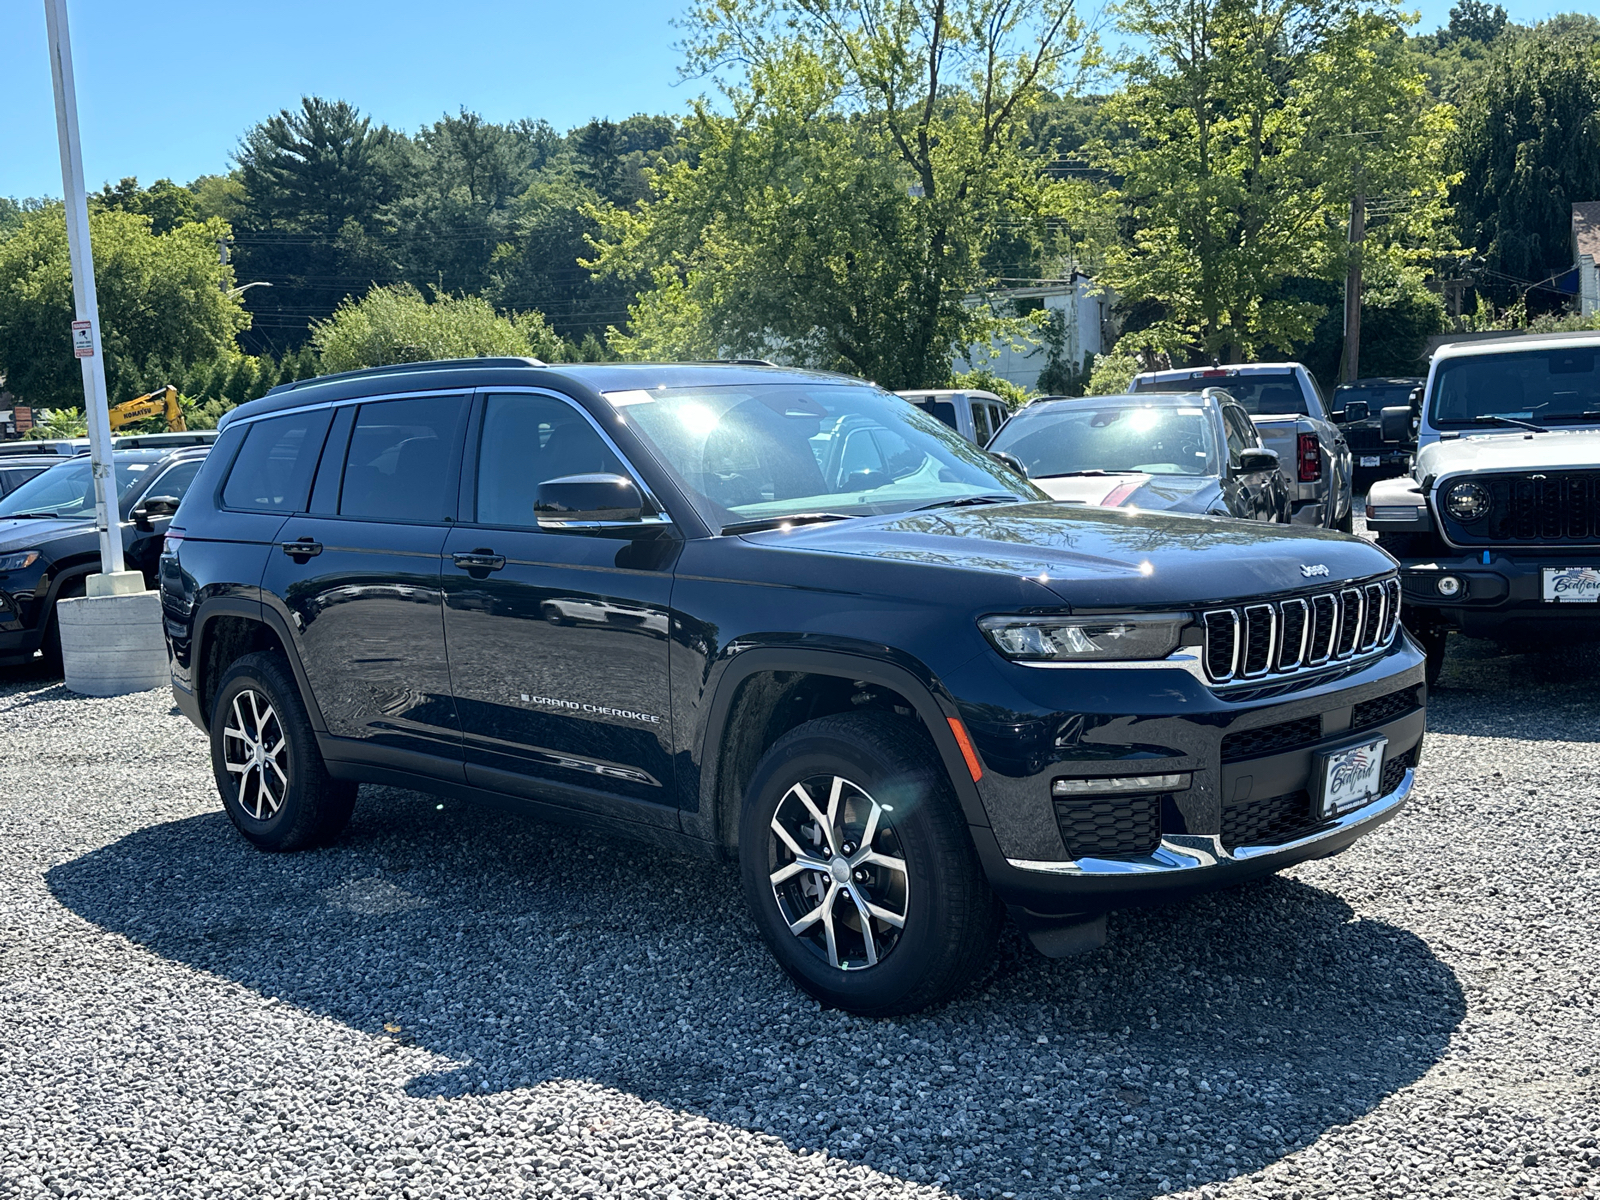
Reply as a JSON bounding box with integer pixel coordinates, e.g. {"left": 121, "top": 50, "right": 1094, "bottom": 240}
{"left": 44, "top": 0, "right": 127, "bottom": 582}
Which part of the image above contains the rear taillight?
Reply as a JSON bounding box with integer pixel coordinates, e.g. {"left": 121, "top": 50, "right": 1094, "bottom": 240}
{"left": 162, "top": 532, "right": 184, "bottom": 555}
{"left": 1297, "top": 433, "right": 1320, "bottom": 482}
{"left": 1201, "top": 369, "right": 1229, "bottom": 378}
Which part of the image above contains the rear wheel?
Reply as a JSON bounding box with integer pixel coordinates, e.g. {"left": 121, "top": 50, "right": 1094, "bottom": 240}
{"left": 1335, "top": 503, "right": 1355, "bottom": 534}
{"left": 211, "top": 652, "right": 355, "bottom": 851}
{"left": 739, "top": 712, "right": 1001, "bottom": 1016}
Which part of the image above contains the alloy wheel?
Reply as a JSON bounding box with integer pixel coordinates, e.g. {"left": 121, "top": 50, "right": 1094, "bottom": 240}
{"left": 767, "top": 773, "right": 909, "bottom": 970}
{"left": 222, "top": 688, "right": 289, "bottom": 820}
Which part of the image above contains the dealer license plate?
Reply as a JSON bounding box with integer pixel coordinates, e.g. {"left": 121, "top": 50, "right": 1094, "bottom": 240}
{"left": 1359, "top": 455, "right": 1381, "bottom": 468}
{"left": 1543, "top": 567, "right": 1600, "bottom": 603}
{"left": 1317, "top": 738, "right": 1387, "bottom": 818}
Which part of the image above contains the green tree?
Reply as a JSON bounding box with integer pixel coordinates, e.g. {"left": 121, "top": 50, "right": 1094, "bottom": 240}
{"left": 232, "top": 97, "right": 410, "bottom": 352}
{"left": 1097, "top": 0, "right": 1454, "bottom": 364}
{"left": 94, "top": 177, "right": 200, "bottom": 235}
{"left": 0, "top": 205, "right": 250, "bottom": 408}
{"left": 1450, "top": 18, "right": 1600, "bottom": 314}
{"left": 592, "top": 0, "right": 1088, "bottom": 388}
{"left": 310, "top": 282, "right": 562, "bottom": 373}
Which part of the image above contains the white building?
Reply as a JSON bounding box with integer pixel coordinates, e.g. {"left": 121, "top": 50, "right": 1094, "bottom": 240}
{"left": 1575, "top": 202, "right": 1600, "bottom": 320}
{"left": 953, "top": 272, "right": 1114, "bottom": 392}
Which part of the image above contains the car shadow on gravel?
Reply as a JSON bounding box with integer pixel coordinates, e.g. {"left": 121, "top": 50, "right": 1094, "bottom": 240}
{"left": 49, "top": 789, "right": 1464, "bottom": 1200}
{"left": 1425, "top": 636, "right": 1600, "bottom": 742}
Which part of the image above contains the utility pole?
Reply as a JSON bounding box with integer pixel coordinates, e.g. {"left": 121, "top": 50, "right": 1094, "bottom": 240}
{"left": 43, "top": 0, "right": 169, "bottom": 698}
{"left": 44, "top": 0, "right": 126, "bottom": 582}
{"left": 1341, "top": 183, "right": 1365, "bottom": 385}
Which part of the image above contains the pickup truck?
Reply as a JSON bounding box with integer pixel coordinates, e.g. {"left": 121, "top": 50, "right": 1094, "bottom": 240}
{"left": 1332, "top": 377, "right": 1423, "bottom": 479}
{"left": 1365, "top": 331, "right": 1600, "bottom": 684}
{"left": 1130, "top": 363, "right": 1354, "bottom": 532}
{"left": 897, "top": 388, "right": 1013, "bottom": 447}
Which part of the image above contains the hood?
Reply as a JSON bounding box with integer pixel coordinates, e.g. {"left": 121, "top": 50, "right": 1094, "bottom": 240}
{"left": 0, "top": 515, "right": 91, "bottom": 553}
{"left": 762, "top": 502, "right": 1391, "bottom": 609}
{"left": 1418, "top": 429, "right": 1600, "bottom": 480}
{"left": 1032, "top": 473, "right": 1220, "bottom": 515}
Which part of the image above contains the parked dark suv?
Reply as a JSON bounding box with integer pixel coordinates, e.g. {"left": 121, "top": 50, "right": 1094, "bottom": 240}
{"left": 163, "top": 359, "right": 1426, "bottom": 1015}
{"left": 0, "top": 444, "right": 209, "bottom": 669}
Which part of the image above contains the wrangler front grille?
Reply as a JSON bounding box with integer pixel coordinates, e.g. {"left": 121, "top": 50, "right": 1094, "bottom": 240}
{"left": 1201, "top": 577, "right": 1401, "bottom": 684}
{"left": 1442, "top": 471, "right": 1600, "bottom": 544}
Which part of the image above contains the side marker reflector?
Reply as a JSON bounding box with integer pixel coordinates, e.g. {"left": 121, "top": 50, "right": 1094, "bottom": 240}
{"left": 947, "top": 717, "right": 984, "bottom": 782}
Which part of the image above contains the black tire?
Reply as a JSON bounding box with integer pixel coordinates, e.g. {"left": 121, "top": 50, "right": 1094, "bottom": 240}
{"left": 1414, "top": 625, "right": 1448, "bottom": 689}
{"left": 210, "top": 651, "right": 356, "bottom": 852}
{"left": 739, "top": 712, "right": 1002, "bottom": 1016}
{"left": 36, "top": 577, "right": 85, "bottom": 676}
{"left": 1335, "top": 503, "right": 1355, "bottom": 534}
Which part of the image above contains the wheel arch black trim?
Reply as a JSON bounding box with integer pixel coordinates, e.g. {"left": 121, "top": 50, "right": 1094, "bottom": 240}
{"left": 191, "top": 595, "right": 327, "bottom": 733}
{"left": 689, "top": 644, "right": 991, "bottom": 847}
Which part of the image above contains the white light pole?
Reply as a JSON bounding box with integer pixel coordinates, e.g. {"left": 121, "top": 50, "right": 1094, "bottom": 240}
{"left": 42, "top": 0, "right": 168, "bottom": 697}
{"left": 44, "top": 0, "right": 130, "bottom": 586}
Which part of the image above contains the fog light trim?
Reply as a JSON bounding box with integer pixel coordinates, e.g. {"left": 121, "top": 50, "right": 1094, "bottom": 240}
{"left": 1053, "top": 773, "right": 1191, "bottom": 796}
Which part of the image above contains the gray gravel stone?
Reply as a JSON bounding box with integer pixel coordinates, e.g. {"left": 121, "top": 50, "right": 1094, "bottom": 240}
{"left": 1, "top": 612, "right": 1597, "bottom": 1199}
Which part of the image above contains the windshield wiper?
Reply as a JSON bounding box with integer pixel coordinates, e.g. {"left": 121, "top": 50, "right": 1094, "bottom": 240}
{"left": 912, "top": 494, "right": 1021, "bottom": 511}
{"left": 1038, "top": 469, "right": 1141, "bottom": 478}
{"left": 1473, "top": 415, "right": 1547, "bottom": 433}
{"left": 721, "top": 512, "right": 854, "bottom": 536}
{"left": 0, "top": 512, "right": 70, "bottom": 520}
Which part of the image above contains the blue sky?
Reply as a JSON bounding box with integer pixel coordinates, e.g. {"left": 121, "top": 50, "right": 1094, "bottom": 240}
{"left": 0, "top": 0, "right": 1578, "bottom": 201}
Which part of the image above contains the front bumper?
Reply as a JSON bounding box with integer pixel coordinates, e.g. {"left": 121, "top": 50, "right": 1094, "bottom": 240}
{"left": 948, "top": 635, "right": 1426, "bottom": 923}
{"left": 1396, "top": 550, "right": 1600, "bottom": 637}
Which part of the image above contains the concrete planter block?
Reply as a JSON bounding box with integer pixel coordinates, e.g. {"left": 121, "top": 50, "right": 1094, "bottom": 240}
{"left": 57, "top": 591, "right": 170, "bottom": 697}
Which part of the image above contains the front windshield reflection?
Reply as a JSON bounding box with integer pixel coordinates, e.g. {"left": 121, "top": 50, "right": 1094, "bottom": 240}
{"left": 605, "top": 384, "right": 1042, "bottom": 529}
{"left": 991, "top": 403, "right": 1219, "bottom": 478}
{"left": 1430, "top": 347, "right": 1600, "bottom": 426}
{"left": 0, "top": 456, "right": 154, "bottom": 519}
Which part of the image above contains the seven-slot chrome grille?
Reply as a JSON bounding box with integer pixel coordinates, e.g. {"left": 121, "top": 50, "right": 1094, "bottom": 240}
{"left": 1201, "top": 577, "right": 1401, "bottom": 684}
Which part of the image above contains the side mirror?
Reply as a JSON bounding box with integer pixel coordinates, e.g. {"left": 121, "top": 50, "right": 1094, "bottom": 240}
{"left": 1380, "top": 406, "right": 1412, "bottom": 444}
{"left": 1235, "top": 447, "right": 1279, "bottom": 474}
{"left": 1408, "top": 386, "right": 1423, "bottom": 408}
{"left": 535, "top": 474, "right": 645, "bottom": 528}
{"left": 988, "top": 449, "right": 1029, "bottom": 477}
{"left": 131, "top": 494, "right": 180, "bottom": 531}
{"left": 1342, "top": 399, "right": 1369, "bottom": 423}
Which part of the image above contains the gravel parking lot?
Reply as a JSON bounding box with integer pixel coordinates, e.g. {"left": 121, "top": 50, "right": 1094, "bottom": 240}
{"left": 2, "top": 629, "right": 1598, "bottom": 1200}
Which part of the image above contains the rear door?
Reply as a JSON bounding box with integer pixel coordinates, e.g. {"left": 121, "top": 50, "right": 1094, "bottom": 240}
{"left": 441, "top": 388, "right": 681, "bottom": 827}
{"left": 262, "top": 391, "right": 469, "bottom": 775}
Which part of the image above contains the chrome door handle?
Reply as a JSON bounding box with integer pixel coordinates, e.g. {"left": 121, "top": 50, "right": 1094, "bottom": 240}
{"left": 452, "top": 550, "right": 506, "bottom": 572}
{"left": 280, "top": 538, "right": 322, "bottom": 560}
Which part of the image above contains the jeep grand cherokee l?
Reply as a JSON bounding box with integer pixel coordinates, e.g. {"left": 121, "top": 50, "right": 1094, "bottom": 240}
{"left": 161, "top": 360, "right": 1426, "bottom": 1015}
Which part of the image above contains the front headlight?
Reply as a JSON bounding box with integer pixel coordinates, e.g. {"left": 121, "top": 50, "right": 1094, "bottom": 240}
{"left": 0, "top": 550, "right": 41, "bottom": 573}
{"left": 979, "top": 612, "right": 1190, "bottom": 662}
{"left": 1444, "top": 481, "right": 1492, "bottom": 523}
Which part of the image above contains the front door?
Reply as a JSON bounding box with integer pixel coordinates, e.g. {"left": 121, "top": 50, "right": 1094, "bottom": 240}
{"left": 262, "top": 391, "right": 469, "bottom": 773}
{"left": 441, "top": 389, "right": 680, "bottom": 827}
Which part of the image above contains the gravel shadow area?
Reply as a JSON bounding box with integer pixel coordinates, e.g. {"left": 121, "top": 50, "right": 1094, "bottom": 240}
{"left": 3, "top": 629, "right": 1598, "bottom": 1198}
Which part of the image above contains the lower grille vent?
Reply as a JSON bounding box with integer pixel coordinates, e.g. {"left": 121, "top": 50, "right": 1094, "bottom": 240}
{"left": 1056, "top": 795, "right": 1162, "bottom": 860}
{"left": 1352, "top": 686, "right": 1421, "bottom": 731}
{"left": 1221, "top": 715, "right": 1323, "bottom": 762}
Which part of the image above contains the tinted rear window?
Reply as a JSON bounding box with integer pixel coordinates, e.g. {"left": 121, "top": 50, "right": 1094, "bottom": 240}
{"left": 1136, "top": 373, "right": 1308, "bottom": 415}
{"left": 339, "top": 393, "right": 467, "bottom": 522}
{"left": 221, "top": 410, "right": 333, "bottom": 513}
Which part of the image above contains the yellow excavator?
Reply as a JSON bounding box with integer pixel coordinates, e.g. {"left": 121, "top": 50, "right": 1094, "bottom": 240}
{"left": 108, "top": 384, "right": 187, "bottom": 433}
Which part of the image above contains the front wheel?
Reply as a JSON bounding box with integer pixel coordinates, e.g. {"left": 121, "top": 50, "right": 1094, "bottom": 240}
{"left": 211, "top": 652, "right": 356, "bottom": 852}
{"left": 739, "top": 713, "right": 1001, "bottom": 1016}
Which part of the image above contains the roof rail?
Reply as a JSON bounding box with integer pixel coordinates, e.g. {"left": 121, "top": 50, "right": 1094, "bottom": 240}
{"left": 266, "top": 356, "right": 549, "bottom": 395}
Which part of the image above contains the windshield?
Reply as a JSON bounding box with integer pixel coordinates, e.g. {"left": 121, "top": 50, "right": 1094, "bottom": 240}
{"left": 0, "top": 455, "right": 158, "bottom": 519}
{"left": 1430, "top": 347, "right": 1600, "bottom": 427}
{"left": 991, "top": 403, "right": 1219, "bottom": 477}
{"left": 604, "top": 383, "right": 1041, "bottom": 526}
{"left": 1135, "top": 372, "right": 1308, "bottom": 415}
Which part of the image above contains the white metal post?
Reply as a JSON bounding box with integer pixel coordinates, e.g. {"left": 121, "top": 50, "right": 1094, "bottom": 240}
{"left": 44, "top": 0, "right": 125, "bottom": 580}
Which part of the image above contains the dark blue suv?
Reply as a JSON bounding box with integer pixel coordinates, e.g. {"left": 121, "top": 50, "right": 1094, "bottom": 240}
{"left": 162, "top": 359, "right": 1426, "bottom": 1015}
